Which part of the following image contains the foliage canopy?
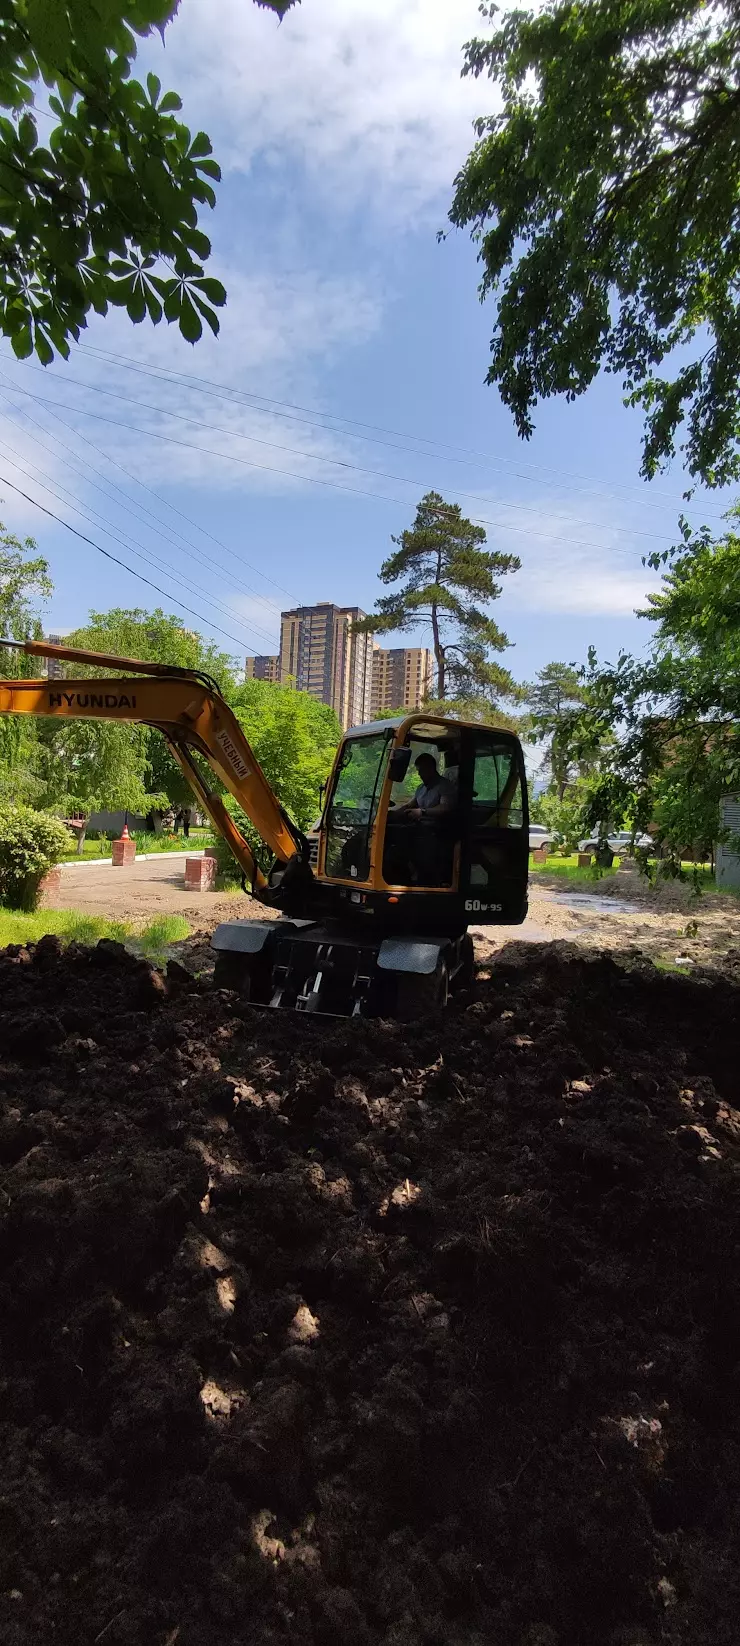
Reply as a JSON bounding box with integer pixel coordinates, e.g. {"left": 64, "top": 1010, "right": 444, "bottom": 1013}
{"left": 450, "top": 0, "right": 740, "bottom": 486}
{"left": 0, "top": 517, "right": 50, "bottom": 800}
{"left": 553, "top": 514, "right": 740, "bottom": 865}
{"left": 230, "top": 676, "right": 340, "bottom": 834}
{"left": 38, "top": 605, "right": 236, "bottom": 815}
{"left": 0, "top": 0, "right": 297, "bottom": 362}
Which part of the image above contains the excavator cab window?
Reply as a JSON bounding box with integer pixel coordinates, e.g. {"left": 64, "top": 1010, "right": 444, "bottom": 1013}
{"left": 462, "top": 733, "right": 528, "bottom": 905}
{"left": 383, "top": 731, "right": 460, "bottom": 888}
{"left": 323, "top": 732, "right": 391, "bottom": 882}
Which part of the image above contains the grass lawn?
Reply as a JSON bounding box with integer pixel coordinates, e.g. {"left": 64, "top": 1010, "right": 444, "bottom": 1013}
{"left": 528, "top": 852, "right": 618, "bottom": 885}
{"left": 530, "top": 853, "right": 736, "bottom": 898}
{"left": 0, "top": 908, "right": 190, "bottom": 962}
{"left": 60, "top": 829, "right": 211, "bottom": 862}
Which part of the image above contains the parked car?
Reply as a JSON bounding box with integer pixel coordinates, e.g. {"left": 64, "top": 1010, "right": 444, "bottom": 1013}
{"left": 529, "top": 823, "right": 557, "bottom": 851}
{"left": 577, "top": 829, "right": 653, "bottom": 855}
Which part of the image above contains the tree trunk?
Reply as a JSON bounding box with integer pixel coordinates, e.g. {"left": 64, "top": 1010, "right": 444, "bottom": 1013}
{"left": 431, "top": 574, "right": 445, "bottom": 697}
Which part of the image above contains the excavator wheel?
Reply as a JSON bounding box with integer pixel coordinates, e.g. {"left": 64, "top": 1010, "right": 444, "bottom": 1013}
{"left": 457, "top": 934, "right": 475, "bottom": 989}
{"left": 396, "top": 959, "right": 449, "bottom": 1022}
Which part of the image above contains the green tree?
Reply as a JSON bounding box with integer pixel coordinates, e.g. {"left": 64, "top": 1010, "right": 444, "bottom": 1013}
{"left": 40, "top": 604, "right": 238, "bottom": 815}
{"left": 213, "top": 677, "right": 341, "bottom": 882}
{"left": 0, "top": 0, "right": 296, "bottom": 363}
{"left": 357, "top": 491, "right": 520, "bottom": 712}
{"left": 0, "top": 517, "right": 51, "bottom": 637}
{"left": 36, "top": 716, "right": 162, "bottom": 817}
{"left": 449, "top": 0, "right": 740, "bottom": 486}
{"left": 554, "top": 515, "right": 740, "bottom": 869}
{"left": 527, "top": 662, "right": 587, "bottom": 800}
{"left": 643, "top": 508, "right": 740, "bottom": 691}
{"left": 230, "top": 677, "right": 340, "bottom": 832}
{"left": 0, "top": 517, "right": 50, "bottom": 800}
{"left": 530, "top": 784, "right": 591, "bottom": 853}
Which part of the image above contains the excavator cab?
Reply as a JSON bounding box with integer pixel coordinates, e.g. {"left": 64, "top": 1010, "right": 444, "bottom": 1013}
{"left": 306, "top": 714, "right": 529, "bottom": 931}
{"left": 229, "top": 713, "right": 529, "bottom": 1016}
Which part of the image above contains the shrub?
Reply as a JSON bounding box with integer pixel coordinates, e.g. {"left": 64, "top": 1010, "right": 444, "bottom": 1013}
{"left": 0, "top": 803, "right": 71, "bottom": 911}
{"left": 209, "top": 795, "right": 276, "bottom": 890}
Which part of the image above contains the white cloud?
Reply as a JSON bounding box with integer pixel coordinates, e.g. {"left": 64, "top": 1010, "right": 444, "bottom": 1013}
{"left": 515, "top": 553, "right": 654, "bottom": 617}
{"left": 0, "top": 408, "right": 71, "bottom": 531}
{"left": 501, "top": 498, "right": 659, "bottom": 619}
{"left": 0, "top": 262, "right": 383, "bottom": 496}
{"left": 155, "top": 0, "right": 488, "bottom": 217}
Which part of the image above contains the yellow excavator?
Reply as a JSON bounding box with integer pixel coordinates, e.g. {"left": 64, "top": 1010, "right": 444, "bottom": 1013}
{"left": 0, "top": 637, "right": 529, "bottom": 1017}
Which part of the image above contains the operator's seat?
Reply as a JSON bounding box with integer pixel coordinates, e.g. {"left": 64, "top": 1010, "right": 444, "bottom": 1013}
{"left": 383, "top": 740, "right": 460, "bottom": 889}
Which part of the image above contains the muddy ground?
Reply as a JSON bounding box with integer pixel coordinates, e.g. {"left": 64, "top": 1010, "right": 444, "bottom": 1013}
{"left": 46, "top": 855, "right": 740, "bottom": 972}
{"left": 1, "top": 936, "right": 740, "bottom": 1646}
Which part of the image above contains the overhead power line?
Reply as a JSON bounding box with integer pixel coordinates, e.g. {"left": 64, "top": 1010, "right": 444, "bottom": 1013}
{"left": 0, "top": 371, "right": 296, "bottom": 603}
{"left": 79, "top": 340, "right": 726, "bottom": 521}
{"left": 5, "top": 357, "right": 678, "bottom": 546}
{"left": 0, "top": 473, "right": 267, "bottom": 654}
{"left": 0, "top": 382, "right": 286, "bottom": 616}
{"left": 0, "top": 436, "right": 279, "bottom": 653}
{"left": 0, "top": 385, "right": 285, "bottom": 636}
{"left": 1, "top": 371, "right": 299, "bottom": 605}
{"left": 0, "top": 375, "right": 667, "bottom": 561}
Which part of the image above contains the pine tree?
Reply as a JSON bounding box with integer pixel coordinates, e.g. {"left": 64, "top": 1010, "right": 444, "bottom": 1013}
{"left": 357, "top": 492, "right": 520, "bottom": 712}
{"left": 527, "top": 662, "right": 587, "bottom": 799}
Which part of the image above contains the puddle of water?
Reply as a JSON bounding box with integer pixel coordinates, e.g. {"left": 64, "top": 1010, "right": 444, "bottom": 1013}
{"left": 543, "top": 891, "right": 640, "bottom": 917}
{"left": 469, "top": 923, "right": 552, "bottom": 944}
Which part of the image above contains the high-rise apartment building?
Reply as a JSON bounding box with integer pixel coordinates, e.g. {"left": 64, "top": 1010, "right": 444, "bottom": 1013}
{"left": 45, "top": 634, "right": 64, "bottom": 680}
{"left": 279, "top": 603, "right": 374, "bottom": 730}
{"left": 245, "top": 654, "right": 280, "bottom": 683}
{"left": 371, "top": 645, "right": 433, "bottom": 716}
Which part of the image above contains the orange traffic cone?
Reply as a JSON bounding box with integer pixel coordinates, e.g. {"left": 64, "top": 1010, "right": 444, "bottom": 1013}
{"left": 120, "top": 823, "right": 130, "bottom": 840}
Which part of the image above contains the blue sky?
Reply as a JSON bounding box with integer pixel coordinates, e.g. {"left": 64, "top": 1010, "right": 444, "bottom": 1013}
{"left": 0, "top": 0, "right": 731, "bottom": 689}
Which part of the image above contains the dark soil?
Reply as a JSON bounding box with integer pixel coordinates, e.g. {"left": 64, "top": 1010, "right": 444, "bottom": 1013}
{"left": 1, "top": 935, "right": 740, "bottom": 1646}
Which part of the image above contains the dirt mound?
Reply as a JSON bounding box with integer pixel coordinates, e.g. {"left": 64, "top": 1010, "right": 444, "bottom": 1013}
{"left": 1, "top": 934, "right": 740, "bottom": 1646}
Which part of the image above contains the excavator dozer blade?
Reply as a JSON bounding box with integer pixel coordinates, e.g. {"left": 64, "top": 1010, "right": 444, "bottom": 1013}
{"left": 211, "top": 920, "right": 474, "bottom": 1020}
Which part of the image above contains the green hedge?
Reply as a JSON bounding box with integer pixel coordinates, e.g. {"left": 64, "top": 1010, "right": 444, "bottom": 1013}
{"left": 0, "top": 803, "right": 71, "bottom": 912}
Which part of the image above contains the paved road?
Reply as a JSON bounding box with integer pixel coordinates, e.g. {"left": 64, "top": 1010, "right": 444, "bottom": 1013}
{"left": 47, "top": 854, "right": 249, "bottom": 928}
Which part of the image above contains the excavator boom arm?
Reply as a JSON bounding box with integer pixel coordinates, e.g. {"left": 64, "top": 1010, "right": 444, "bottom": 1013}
{"left": 0, "top": 640, "right": 306, "bottom": 895}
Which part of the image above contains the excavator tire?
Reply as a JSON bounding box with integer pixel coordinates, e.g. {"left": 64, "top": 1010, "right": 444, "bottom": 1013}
{"left": 457, "top": 934, "right": 475, "bottom": 989}
{"left": 396, "top": 959, "right": 449, "bottom": 1022}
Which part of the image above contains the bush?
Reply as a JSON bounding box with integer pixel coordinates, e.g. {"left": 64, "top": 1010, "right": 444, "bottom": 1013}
{"left": 0, "top": 803, "right": 71, "bottom": 911}
{"left": 209, "top": 796, "right": 268, "bottom": 890}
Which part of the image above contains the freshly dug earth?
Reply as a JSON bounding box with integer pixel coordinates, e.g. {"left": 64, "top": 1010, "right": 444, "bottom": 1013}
{"left": 1, "top": 938, "right": 740, "bottom": 1646}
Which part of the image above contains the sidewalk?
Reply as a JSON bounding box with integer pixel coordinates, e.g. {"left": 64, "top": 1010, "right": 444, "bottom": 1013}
{"left": 47, "top": 854, "right": 248, "bottom": 927}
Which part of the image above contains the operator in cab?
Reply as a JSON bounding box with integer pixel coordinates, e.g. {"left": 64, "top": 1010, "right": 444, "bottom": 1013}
{"left": 392, "top": 752, "right": 458, "bottom": 885}
{"left": 398, "top": 753, "right": 456, "bottom": 820}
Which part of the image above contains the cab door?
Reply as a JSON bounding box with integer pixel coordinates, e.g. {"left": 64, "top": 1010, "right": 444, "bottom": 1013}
{"left": 459, "top": 731, "right": 528, "bottom": 922}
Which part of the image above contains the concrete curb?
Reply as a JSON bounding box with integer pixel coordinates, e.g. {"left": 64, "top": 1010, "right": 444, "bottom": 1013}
{"left": 59, "top": 850, "right": 207, "bottom": 870}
